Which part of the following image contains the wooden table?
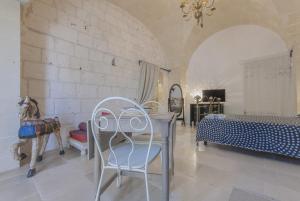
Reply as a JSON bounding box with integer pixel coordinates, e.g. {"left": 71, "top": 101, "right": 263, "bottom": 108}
{"left": 90, "top": 112, "right": 176, "bottom": 201}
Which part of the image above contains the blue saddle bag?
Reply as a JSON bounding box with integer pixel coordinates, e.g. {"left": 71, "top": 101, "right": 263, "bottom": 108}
{"left": 19, "top": 125, "right": 37, "bottom": 139}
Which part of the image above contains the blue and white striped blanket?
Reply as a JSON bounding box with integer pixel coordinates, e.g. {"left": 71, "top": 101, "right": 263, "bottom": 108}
{"left": 197, "top": 115, "right": 300, "bottom": 158}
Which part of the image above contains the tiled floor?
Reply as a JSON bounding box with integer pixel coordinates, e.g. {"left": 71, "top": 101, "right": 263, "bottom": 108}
{"left": 1, "top": 125, "right": 300, "bottom": 201}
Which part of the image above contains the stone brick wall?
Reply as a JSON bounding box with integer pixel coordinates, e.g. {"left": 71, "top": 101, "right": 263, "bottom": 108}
{"left": 0, "top": 0, "right": 20, "bottom": 173}
{"left": 287, "top": 12, "right": 300, "bottom": 113}
{"left": 21, "top": 0, "right": 168, "bottom": 150}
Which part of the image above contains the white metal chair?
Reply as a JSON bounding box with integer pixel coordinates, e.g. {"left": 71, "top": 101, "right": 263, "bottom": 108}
{"left": 91, "top": 97, "right": 161, "bottom": 201}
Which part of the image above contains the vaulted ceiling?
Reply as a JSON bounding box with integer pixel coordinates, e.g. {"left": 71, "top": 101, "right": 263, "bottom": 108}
{"left": 108, "top": 0, "right": 300, "bottom": 70}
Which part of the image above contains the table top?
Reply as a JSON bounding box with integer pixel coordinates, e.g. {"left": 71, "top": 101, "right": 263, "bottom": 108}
{"left": 104, "top": 112, "right": 175, "bottom": 122}
{"left": 191, "top": 102, "right": 225, "bottom": 105}
{"left": 99, "top": 112, "right": 175, "bottom": 137}
{"left": 149, "top": 112, "right": 175, "bottom": 121}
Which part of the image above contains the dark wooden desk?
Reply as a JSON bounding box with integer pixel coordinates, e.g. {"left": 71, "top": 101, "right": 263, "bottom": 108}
{"left": 190, "top": 103, "right": 224, "bottom": 126}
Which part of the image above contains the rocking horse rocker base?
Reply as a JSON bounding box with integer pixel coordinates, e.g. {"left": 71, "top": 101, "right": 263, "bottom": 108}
{"left": 13, "top": 96, "right": 65, "bottom": 178}
{"left": 27, "top": 146, "right": 65, "bottom": 178}
{"left": 27, "top": 168, "right": 36, "bottom": 178}
{"left": 36, "top": 155, "right": 43, "bottom": 162}
{"left": 36, "top": 150, "right": 65, "bottom": 163}
{"left": 20, "top": 153, "right": 27, "bottom": 160}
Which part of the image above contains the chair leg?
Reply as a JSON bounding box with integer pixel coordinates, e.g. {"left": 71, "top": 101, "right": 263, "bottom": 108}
{"left": 95, "top": 168, "right": 105, "bottom": 201}
{"left": 81, "top": 148, "right": 86, "bottom": 156}
{"left": 159, "top": 151, "right": 163, "bottom": 166}
{"left": 116, "top": 170, "right": 122, "bottom": 188}
{"left": 172, "top": 153, "right": 175, "bottom": 176}
{"left": 144, "top": 172, "right": 150, "bottom": 201}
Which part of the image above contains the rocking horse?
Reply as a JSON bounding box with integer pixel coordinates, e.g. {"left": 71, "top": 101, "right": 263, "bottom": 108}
{"left": 12, "top": 96, "right": 65, "bottom": 177}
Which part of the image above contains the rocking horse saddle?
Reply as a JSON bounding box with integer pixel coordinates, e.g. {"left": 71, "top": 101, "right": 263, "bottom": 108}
{"left": 19, "top": 118, "right": 61, "bottom": 139}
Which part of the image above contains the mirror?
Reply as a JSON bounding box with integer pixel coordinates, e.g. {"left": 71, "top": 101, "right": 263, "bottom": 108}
{"left": 168, "top": 84, "right": 185, "bottom": 125}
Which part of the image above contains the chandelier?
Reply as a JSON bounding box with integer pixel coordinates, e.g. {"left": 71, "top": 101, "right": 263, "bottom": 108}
{"left": 180, "top": 0, "right": 216, "bottom": 27}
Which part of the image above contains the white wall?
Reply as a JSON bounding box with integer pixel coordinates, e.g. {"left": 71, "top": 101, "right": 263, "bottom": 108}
{"left": 21, "top": 0, "right": 169, "bottom": 150}
{"left": 186, "top": 25, "right": 288, "bottom": 121}
{"left": 0, "top": 0, "right": 20, "bottom": 172}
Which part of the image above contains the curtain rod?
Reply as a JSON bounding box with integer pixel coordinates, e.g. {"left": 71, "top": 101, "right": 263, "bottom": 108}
{"left": 138, "top": 60, "right": 171, "bottom": 73}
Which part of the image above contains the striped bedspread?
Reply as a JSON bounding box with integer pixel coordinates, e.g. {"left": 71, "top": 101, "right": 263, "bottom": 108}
{"left": 196, "top": 115, "right": 300, "bottom": 158}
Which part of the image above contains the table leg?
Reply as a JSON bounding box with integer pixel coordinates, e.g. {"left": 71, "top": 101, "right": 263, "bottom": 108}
{"left": 94, "top": 139, "right": 100, "bottom": 184}
{"left": 94, "top": 140, "right": 101, "bottom": 201}
{"left": 172, "top": 121, "right": 176, "bottom": 176}
{"left": 162, "top": 136, "right": 169, "bottom": 201}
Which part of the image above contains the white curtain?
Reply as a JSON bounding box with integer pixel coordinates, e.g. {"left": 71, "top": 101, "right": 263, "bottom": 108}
{"left": 244, "top": 52, "right": 296, "bottom": 117}
{"left": 137, "top": 61, "right": 159, "bottom": 104}
{"left": 157, "top": 70, "right": 169, "bottom": 113}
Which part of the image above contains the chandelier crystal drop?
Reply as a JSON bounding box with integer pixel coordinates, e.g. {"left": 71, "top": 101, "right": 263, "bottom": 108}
{"left": 180, "top": 0, "right": 216, "bottom": 27}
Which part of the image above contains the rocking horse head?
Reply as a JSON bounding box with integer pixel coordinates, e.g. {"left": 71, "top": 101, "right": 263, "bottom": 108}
{"left": 18, "top": 96, "right": 40, "bottom": 121}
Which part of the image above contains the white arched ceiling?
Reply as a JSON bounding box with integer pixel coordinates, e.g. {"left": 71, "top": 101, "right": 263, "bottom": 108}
{"left": 108, "top": 0, "right": 300, "bottom": 111}
{"left": 107, "top": 0, "right": 298, "bottom": 71}
{"left": 186, "top": 25, "right": 288, "bottom": 114}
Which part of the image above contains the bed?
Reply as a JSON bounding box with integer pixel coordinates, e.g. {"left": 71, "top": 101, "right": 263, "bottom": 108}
{"left": 196, "top": 115, "right": 300, "bottom": 158}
